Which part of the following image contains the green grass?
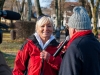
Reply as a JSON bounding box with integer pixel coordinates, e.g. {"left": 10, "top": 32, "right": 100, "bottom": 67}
{"left": 0, "top": 32, "right": 23, "bottom": 69}
{"left": 3, "top": 52, "right": 15, "bottom": 69}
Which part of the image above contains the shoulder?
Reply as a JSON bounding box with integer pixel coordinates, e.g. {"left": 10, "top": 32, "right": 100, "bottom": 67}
{"left": 66, "top": 34, "right": 100, "bottom": 57}
{"left": 49, "top": 39, "right": 59, "bottom": 46}
{"left": 20, "top": 34, "right": 38, "bottom": 50}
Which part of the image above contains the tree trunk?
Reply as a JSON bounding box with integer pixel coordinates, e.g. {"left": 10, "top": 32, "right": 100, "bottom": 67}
{"left": 0, "top": 0, "right": 5, "bottom": 9}
{"left": 15, "top": 0, "right": 26, "bottom": 20}
{"left": 90, "top": 0, "right": 100, "bottom": 37}
{"left": 10, "top": 0, "right": 15, "bottom": 28}
{"left": 54, "top": 0, "right": 62, "bottom": 41}
{"left": 55, "top": 0, "right": 62, "bottom": 28}
{"left": 58, "top": 0, "right": 61, "bottom": 27}
{"left": 27, "top": 0, "right": 32, "bottom": 21}
{"left": 55, "top": 0, "right": 58, "bottom": 27}
{"left": 0, "top": 0, "right": 5, "bottom": 22}
{"left": 34, "top": 0, "right": 43, "bottom": 18}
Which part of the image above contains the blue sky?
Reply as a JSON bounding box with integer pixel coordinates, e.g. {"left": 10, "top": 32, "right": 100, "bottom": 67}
{"left": 32, "top": 0, "right": 52, "bottom": 7}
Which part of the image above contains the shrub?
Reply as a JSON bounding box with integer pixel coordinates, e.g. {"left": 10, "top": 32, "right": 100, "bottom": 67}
{"left": 14, "top": 21, "right": 36, "bottom": 39}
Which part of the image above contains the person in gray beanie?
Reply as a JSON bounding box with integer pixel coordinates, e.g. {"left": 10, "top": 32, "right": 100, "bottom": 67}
{"left": 59, "top": 6, "right": 100, "bottom": 75}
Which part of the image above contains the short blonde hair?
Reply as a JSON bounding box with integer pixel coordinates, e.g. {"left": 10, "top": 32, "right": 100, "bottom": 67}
{"left": 35, "top": 16, "right": 53, "bottom": 30}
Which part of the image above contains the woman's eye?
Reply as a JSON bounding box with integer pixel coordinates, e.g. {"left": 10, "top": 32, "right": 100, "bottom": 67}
{"left": 41, "top": 26, "right": 44, "bottom": 27}
{"left": 48, "top": 25, "right": 51, "bottom": 27}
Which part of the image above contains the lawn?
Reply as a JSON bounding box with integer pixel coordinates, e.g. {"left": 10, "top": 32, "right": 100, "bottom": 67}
{"left": 0, "top": 31, "right": 23, "bottom": 69}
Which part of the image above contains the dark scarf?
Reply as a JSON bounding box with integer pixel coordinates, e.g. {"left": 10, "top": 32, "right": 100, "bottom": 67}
{"left": 66, "top": 30, "right": 92, "bottom": 49}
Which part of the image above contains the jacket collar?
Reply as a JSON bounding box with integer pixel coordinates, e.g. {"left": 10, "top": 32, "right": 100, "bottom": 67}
{"left": 28, "top": 34, "right": 59, "bottom": 51}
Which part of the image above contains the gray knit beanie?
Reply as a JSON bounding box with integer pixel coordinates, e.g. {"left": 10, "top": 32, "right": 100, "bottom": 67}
{"left": 68, "top": 6, "right": 92, "bottom": 30}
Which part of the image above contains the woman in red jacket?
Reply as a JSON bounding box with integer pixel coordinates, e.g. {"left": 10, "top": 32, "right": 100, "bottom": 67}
{"left": 13, "top": 15, "right": 62, "bottom": 75}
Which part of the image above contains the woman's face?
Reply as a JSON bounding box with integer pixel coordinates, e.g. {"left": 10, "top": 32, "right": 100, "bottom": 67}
{"left": 36, "top": 22, "right": 53, "bottom": 41}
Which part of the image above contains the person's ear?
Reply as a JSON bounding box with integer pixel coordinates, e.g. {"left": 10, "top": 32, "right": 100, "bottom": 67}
{"left": 73, "top": 28, "right": 76, "bottom": 34}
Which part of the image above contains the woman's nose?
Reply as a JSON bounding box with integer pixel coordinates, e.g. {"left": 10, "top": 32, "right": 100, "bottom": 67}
{"left": 44, "top": 26, "right": 48, "bottom": 30}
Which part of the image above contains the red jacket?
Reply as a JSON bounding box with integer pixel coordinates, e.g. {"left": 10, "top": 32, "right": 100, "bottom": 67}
{"left": 13, "top": 35, "right": 62, "bottom": 75}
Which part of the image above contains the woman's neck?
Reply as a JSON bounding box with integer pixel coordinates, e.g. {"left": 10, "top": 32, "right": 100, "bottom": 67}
{"left": 40, "top": 37, "right": 49, "bottom": 44}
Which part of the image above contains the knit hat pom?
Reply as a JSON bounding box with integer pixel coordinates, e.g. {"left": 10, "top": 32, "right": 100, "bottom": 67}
{"left": 68, "top": 6, "right": 92, "bottom": 30}
{"left": 73, "top": 6, "right": 87, "bottom": 13}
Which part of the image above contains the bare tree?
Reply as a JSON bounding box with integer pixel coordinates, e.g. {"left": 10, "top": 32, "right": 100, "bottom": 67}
{"left": 54, "top": 0, "right": 66, "bottom": 41}
{"left": 0, "top": 0, "right": 5, "bottom": 10}
{"left": 34, "top": 0, "right": 43, "bottom": 18}
{"left": 27, "top": 0, "right": 32, "bottom": 21}
{"left": 15, "top": 0, "right": 25, "bottom": 20}
{"left": 54, "top": 0, "right": 58, "bottom": 27}
{"left": 16, "top": 0, "right": 32, "bottom": 21}
{"left": 10, "top": 0, "right": 16, "bottom": 27}
{"left": 55, "top": 0, "right": 66, "bottom": 28}
{"left": 0, "top": 0, "right": 5, "bottom": 22}
{"left": 58, "top": 0, "right": 61, "bottom": 27}
{"left": 89, "top": 0, "right": 100, "bottom": 36}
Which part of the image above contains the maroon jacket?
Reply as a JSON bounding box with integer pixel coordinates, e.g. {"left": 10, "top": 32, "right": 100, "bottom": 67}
{"left": 13, "top": 34, "right": 62, "bottom": 75}
{"left": 0, "top": 51, "right": 12, "bottom": 75}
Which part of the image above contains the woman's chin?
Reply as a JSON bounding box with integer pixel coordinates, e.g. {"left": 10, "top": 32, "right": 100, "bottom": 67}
{"left": 43, "top": 35, "right": 50, "bottom": 38}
